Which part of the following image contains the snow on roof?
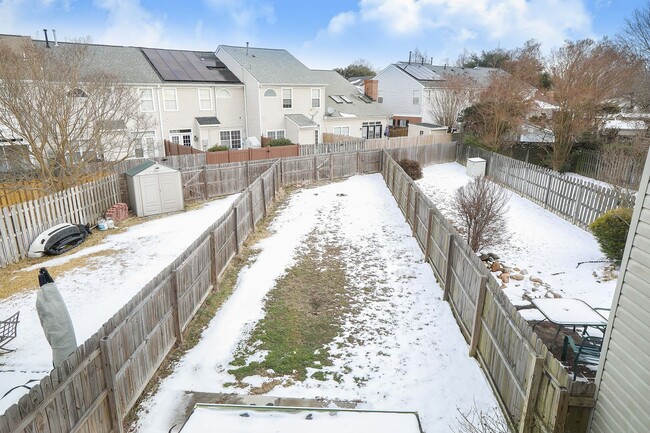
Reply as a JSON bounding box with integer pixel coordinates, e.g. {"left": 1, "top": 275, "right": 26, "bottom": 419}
{"left": 604, "top": 119, "right": 646, "bottom": 130}
{"left": 534, "top": 100, "right": 558, "bottom": 110}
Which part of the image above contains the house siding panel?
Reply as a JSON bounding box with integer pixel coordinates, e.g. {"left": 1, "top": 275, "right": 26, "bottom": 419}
{"left": 591, "top": 152, "right": 650, "bottom": 432}
{"left": 376, "top": 65, "right": 424, "bottom": 119}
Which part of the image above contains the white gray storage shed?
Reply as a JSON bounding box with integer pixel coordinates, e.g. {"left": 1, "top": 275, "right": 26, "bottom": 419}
{"left": 125, "top": 161, "right": 184, "bottom": 217}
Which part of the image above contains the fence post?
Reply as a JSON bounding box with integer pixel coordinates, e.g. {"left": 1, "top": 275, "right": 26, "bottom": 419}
{"left": 544, "top": 172, "right": 553, "bottom": 209}
{"left": 170, "top": 270, "right": 183, "bottom": 343}
{"left": 443, "top": 233, "right": 454, "bottom": 302}
{"left": 405, "top": 183, "right": 412, "bottom": 221}
{"left": 519, "top": 356, "right": 544, "bottom": 433}
{"left": 249, "top": 191, "right": 255, "bottom": 233}
{"left": 246, "top": 161, "right": 251, "bottom": 186}
{"left": 468, "top": 276, "right": 487, "bottom": 357}
{"left": 329, "top": 153, "right": 334, "bottom": 180}
{"left": 210, "top": 231, "right": 218, "bottom": 287}
{"left": 202, "top": 166, "right": 209, "bottom": 200}
{"left": 233, "top": 206, "right": 240, "bottom": 254}
{"left": 424, "top": 208, "right": 434, "bottom": 262}
{"left": 552, "top": 387, "right": 570, "bottom": 433}
{"left": 572, "top": 184, "right": 585, "bottom": 224}
{"left": 411, "top": 189, "right": 418, "bottom": 237}
{"left": 260, "top": 177, "right": 267, "bottom": 217}
{"left": 99, "top": 337, "right": 125, "bottom": 433}
{"left": 356, "top": 150, "right": 361, "bottom": 174}
{"left": 314, "top": 155, "right": 318, "bottom": 181}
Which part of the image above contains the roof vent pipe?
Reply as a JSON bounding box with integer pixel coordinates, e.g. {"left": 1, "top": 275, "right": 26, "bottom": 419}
{"left": 246, "top": 42, "right": 249, "bottom": 56}
{"left": 43, "top": 29, "right": 50, "bottom": 48}
{"left": 408, "top": 51, "right": 412, "bottom": 64}
{"left": 430, "top": 57, "right": 433, "bottom": 65}
{"left": 52, "top": 29, "right": 58, "bottom": 46}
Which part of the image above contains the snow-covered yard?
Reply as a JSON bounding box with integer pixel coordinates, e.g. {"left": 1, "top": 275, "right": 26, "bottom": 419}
{"left": 0, "top": 194, "right": 238, "bottom": 413}
{"left": 133, "top": 174, "right": 499, "bottom": 433}
{"left": 416, "top": 163, "right": 618, "bottom": 315}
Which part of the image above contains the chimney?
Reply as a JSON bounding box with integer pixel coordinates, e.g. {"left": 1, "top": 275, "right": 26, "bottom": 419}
{"left": 364, "top": 79, "right": 378, "bottom": 101}
{"left": 43, "top": 29, "right": 50, "bottom": 48}
{"left": 408, "top": 51, "right": 412, "bottom": 64}
{"left": 52, "top": 29, "right": 58, "bottom": 46}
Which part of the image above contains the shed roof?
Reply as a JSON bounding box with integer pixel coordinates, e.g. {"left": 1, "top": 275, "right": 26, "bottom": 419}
{"left": 125, "top": 160, "right": 156, "bottom": 176}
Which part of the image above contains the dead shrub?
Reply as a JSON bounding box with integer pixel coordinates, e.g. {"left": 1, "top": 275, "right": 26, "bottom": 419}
{"left": 398, "top": 159, "right": 423, "bottom": 180}
{"left": 454, "top": 176, "right": 509, "bottom": 252}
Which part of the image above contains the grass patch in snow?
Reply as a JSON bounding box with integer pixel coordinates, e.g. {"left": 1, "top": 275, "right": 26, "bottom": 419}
{"left": 228, "top": 235, "right": 349, "bottom": 384}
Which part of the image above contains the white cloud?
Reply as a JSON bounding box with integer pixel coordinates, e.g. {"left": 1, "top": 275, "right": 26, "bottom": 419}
{"left": 204, "top": 0, "right": 275, "bottom": 28}
{"left": 327, "top": 11, "right": 356, "bottom": 35}
{"left": 94, "top": 0, "right": 167, "bottom": 47}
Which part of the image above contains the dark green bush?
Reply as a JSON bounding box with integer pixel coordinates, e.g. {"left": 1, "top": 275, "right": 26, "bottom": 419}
{"left": 589, "top": 207, "right": 633, "bottom": 262}
{"left": 207, "top": 145, "right": 229, "bottom": 152}
{"left": 398, "top": 159, "right": 423, "bottom": 180}
{"left": 268, "top": 138, "right": 293, "bottom": 147}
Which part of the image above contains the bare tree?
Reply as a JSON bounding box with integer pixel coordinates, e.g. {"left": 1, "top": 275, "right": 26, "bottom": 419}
{"left": 452, "top": 406, "right": 510, "bottom": 433}
{"left": 0, "top": 38, "right": 153, "bottom": 192}
{"left": 427, "top": 74, "right": 478, "bottom": 129}
{"left": 547, "top": 39, "right": 642, "bottom": 171}
{"left": 454, "top": 176, "right": 509, "bottom": 252}
{"left": 618, "top": 2, "right": 650, "bottom": 61}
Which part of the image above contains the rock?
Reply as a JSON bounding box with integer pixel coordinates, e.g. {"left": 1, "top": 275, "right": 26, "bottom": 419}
{"left": 521, "top": 269, "right": 529, "bottom": 275}
{"left": 511, "top": 274, "right": 524, "bottom": 281}
{"left": 501, "top": 283, "right": 507, "bottom": 289}
{"left": 488, "top": 252, "right": 500, "bottom": 260}
{"left": 490, "top": 261, "right": 502, "bottom": 272}
{"left": 479, "top": 253, "right": 489, "bottom": 261}
{"left": 529, "top": 276, "right": 543, "bottom": 284}
{"left": 499, "top": 273, "right": 510, "bottom": 283}
{"left": 513, "top": 267, "right": 521, "bottom": 272}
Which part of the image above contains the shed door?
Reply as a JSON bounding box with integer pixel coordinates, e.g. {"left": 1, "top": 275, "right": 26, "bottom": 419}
{"left": 159, "top": 173, "right": 182, "bottom": 213}
{"left": 140, "top": 175, "right": 162, "bottom": 216}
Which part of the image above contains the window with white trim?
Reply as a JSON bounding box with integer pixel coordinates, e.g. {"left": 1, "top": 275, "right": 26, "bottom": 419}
{"left": 362, "top": 122, "right": 382, "bottom": 139}
{"left": 377, "top": 89, "right": 384, "bottom": 103}
{"left": 412, "top": 90, "right": 420, "bottom": 105}
{"left": 266, "top": 130, "right": 285, "bottom": 140}
{"left": 333, "top": 126, "right": 350, "bottom": 136}
{"left": 314, "top": 129, "right": 319, "bottom": 144}
{"left": 282, "top": 88, "right": 292, "bottom": 109}
{"left": 311, "top": 88, "right": 321, "bottom": 108}
{"left": 217, "top": 89, "right": 231, "bottom": 98}
{"left": 264, "top": 89, "right": 277, "bottom": 97}
{"left": 139, "top": 88, "right": 154, "bottom": 112}
{"left": 163, "top": 88, "right": 178, "bottom": 111}
{"left": 169, "top": 129, "right": 192, "bottom": 146}
{"left": 220, "top": 130, "right": 242, "bottom": 149}
{"left": 134, "top": 131, "right": 156, "bottom": 157}
{"left": 198, "top": 88, "right": 213, "bottom": 111}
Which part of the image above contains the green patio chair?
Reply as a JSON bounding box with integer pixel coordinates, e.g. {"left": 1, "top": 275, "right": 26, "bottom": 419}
{"left": 561, "top": 335, "right": 603, "bottom": 380}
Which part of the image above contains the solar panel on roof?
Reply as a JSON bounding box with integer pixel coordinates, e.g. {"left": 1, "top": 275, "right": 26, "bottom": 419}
{"left": 142, "top": 48, "right": 239, "bottom": 83}
{"left": 329, "top": 95, "right": 344, "bottom": 104}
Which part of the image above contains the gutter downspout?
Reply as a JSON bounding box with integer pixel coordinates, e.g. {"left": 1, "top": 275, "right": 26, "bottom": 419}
{"left": 156, "top": 85, "right": 165, "bottom": 156}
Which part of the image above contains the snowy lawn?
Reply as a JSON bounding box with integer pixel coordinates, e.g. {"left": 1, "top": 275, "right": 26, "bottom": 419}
{"left": 134, "top": 174, "right": 499, "bottom": 433}
{"left": 0, "top": 194, "right": 238, "bottom": 413}
{"left": 416, "top": 163, "right": 618, "bottom": 315}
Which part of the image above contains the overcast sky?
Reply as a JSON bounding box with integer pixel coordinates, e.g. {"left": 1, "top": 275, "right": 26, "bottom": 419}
{"left": 0, "top": 0, "right": 643, "bottom": 70}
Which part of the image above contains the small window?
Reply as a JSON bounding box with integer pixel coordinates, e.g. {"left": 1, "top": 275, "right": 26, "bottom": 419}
{"left": 378, "top": 89, "right": 384, "bottom": 103}
{"left": 264, "top": 89, "right": 277, "bottom": 97}
{"left": 333, "top": 126, "right": 350, "bottom": 136}
{"left": 413, "top": 90, "right": 420, "bottom": 105}
{"left": 134, "top": 131, "right": 156, "bottom": 157}
{"left": 267, "top": 130, "right": 286, "bottom": 140}
{"left": 163, "top": 88, "right": 178, "bottom": 111}
{"left": 169, "top": 129, "right": 192, "bottom": 146}
{"left": 311, "top": 89, "right": 321, "bottom": 108}
{"left": 217, "top": 89, "right": 231, "bottom": 98}
{"left": 139, "top": 88, "right": 155, "bottom": 112}
{"left": 198, "top": 88, "right": 212, "bottom": 111}
{"left": 419, "top": 130, "right": 424, "bottom": 136}
{"left": 282, "top": 88, "right": 292, "bottom": 109}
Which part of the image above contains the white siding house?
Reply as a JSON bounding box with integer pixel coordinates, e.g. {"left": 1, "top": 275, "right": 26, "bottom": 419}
{"left": 590, "top": 151, "right": 650, "bottom": 432}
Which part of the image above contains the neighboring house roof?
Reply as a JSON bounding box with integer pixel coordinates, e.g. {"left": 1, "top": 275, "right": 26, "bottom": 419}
{"left": 411, "top": 122, "right": 447, "bottom": 130}
{"left": 142, "top": 48, "right": 240, "bottom": 83}
{"left": 604, "top": 119, "right": 646, "bottom": 130}
{"left": 394, "top": 62, "right": 500, "bottom": 87}
{"left": 519, "top": 123, "right": 555, "bottom": 143}
{"left": 348, "top": 76, "right": 374, "bottom": 94}
{"left": 195, "top": 116, "right": 221, "bottom": 126}
{"left": 35, "top": 40, "right": 163, "bottom": 84}
{"left": 311, "top": 70, "right": 391, "bottom": 119}
{"left": 285, "top": 114, "right": 318, "bottom": 128}
{"left": 534, "top": 100, "right": 558, "bottom": 111}
{"left": 218, "top": 45, "right": 326, "bottom": 85}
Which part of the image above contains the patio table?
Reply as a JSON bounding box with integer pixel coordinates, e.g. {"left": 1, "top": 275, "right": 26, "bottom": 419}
{"left": 531, "top": 298, "right": 608, "bottom": 350}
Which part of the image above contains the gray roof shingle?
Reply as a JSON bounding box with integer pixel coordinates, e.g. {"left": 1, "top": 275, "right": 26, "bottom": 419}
{"left": 285, "top": 114, "right": 317, "bottom": 127}
{"left": 196, "top": 116, "right": 221, "bottom": 126}
{"left": 311, "top": 70, "right": 391, "bottom": 119}
{"left": 218, "top": 45, "right": 326, "bottom": 85}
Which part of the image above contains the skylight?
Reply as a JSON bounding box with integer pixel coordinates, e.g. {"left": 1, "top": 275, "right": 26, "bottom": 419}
{"left": 329, "top": 95, "right": 344, "bottom": 104}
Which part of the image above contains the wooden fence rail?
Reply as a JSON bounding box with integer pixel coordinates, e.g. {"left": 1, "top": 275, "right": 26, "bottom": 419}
{"left": 382, "top": 151, "right": 595, "bottom": 433}
{"left": 457, "top": 144, "right": 636, "bottom": 230}
{"left": 0, "top": 175, "right": 120, "bottom": 268}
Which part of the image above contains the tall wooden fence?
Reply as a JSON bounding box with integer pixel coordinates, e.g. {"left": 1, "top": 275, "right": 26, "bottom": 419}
{"left": 382, "top": 152, "right": 595, "bottom": 433}
{"left": 458, "top": 144, "right": 636, "bottom": 230}
{"left": 164, "top": 139, "right": 299, "bottom": 164}
{"left": 0, "top": 175, "right": 120, "bottom": 268}
{"left": 575, "top": 149, "right": 646, "bottom": 190}
{"left": 305, "top": 133, "right": 452, "bottom": 155}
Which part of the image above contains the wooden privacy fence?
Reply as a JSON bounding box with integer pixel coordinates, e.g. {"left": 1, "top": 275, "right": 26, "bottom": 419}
{"left": 575, "top": 149, "right": 646, "bottom": 190}
{"left": 0, "top": 160, "right": 283, "bottom": 433}
{"left": 0, "top": 175, "right": 120, "bottom": 268}
{"left": 164, "top": 139, "right": 299, "bottom": 164}
{"left": 382, "top": 152, "right": 595, "bottom": 433}
{"left": 458, "top": 144, "right": 636, "bottom": 230}
{"left": 305, "top": 133, "right": 452, "bottom": 155}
